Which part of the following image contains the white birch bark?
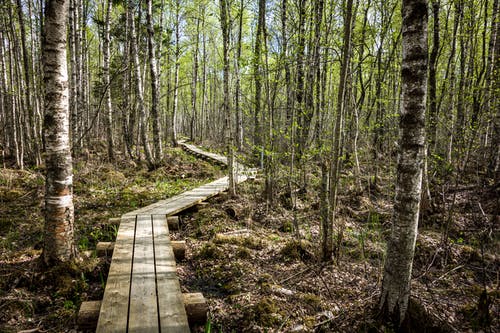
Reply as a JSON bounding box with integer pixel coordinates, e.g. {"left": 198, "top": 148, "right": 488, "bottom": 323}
{"left": 42, "top": 0, "right": 76, "bottom": 265}
{"left": 103, "top": 0, "right": 114, "bottom": 161}
{"left": 379, "top": 0, "right": 428, "bottom": 326}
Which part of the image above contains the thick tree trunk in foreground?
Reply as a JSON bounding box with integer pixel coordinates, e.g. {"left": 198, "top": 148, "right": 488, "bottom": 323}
{"left": 42, "top": 0, "right": 77, "bottom": 265}
{"left": 379, "top": 0, "right": 428, "bottom": 327}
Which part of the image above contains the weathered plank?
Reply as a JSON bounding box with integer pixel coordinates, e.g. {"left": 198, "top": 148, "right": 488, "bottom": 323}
{"left": 128, "top": 215, "right": 159, "bottom": 333}
{"left": 96, "top": 216, "right": 136, "bottom": 333}
{"left": 152, "top": 215, "right": 190, "bottom": 332}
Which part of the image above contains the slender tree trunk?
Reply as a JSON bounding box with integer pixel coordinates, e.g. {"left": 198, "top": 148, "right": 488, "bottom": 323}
{"left": 253, "top": 0, "right": 265, "bottom": 161}
{"left": 146, "top": 0, "right": 162, "bottom": 160}
{"left": 0, "top": 29, "right": 6, "bottom": 159}
{"left": 191, "top": 13, "right": 200, "bottom": 142}
{"left": 103, "top": 0, "right": 114, "bottom": 161}
{"left": 325, "top": 0, "right": 354, "bottom": 262}
{"left": 69, "top": 0, "right": 78, "bottom": 151}
{"left": 200, "top": 16, "right": 207, "bottom": 142}
{"left": 379, "top": 0, "right": 428, "bottom": 326}
{"left": 234, "top": 0, "right": 244, "bottom": 150}
{"left": 491, "top": 0, "right": 500, "bottom": 179}
{"left": 171, "top": 0, "right": 180, "bottom": 147}
{"left": 42, "top": 0, "right": 77, "bottom": 265}
{"left": 5, "top": 28, "right": 22, "bottom": 169}
{"left": 428, "top": 0, "right": 440, "bottom": 150}
{"left": 16, "top": 0, "right": 41, "bottom": 165}
{"left": 220, "top": 0, "right": 235, "bottom": 196}
{"left": 130, "top": 0, "right": 154, "bottom": 168}
{"left": 295, "top": 0, "right": 306, "bottom": 163}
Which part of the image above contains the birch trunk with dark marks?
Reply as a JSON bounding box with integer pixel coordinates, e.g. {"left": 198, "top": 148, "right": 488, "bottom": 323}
{"left": 42, "top": 0, "right": 77, "bottom": 265}
{"left": 379, "top": 0, "right": 428, "bottom": 326}
{"left": 428, "top": 0, "right": 440, "bottom": 150}
{"left": 129, "top": 0, "right": 154, "bottom": 168}
{"left": 103, "top": 0, "right": 114, "bottom": 161}
{"left": 489, "top": 0, "right": 500, "bottom": 180}
{"left": 220, "top": 0, "right": 235, "bottom": 196}
{"left": 146, "top": 0, "right": 162, "bottom": 160}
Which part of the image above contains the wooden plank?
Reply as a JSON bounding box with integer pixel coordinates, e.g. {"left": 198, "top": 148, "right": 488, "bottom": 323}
{"left": 96, "top": 216, "right": 136, "bottom": 333}
{"left": 152, "top": 215, "right": 190, "bottom": 332}
{"left": 128, "top": 215, "right": 159, "bottom": 333}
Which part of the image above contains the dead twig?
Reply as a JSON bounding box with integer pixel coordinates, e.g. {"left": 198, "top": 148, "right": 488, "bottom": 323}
{"left": 279, "top": 265, "right": 313, "bottom": 285}
{"left": 431, "top": 265, "right": 464, "bottom": 286}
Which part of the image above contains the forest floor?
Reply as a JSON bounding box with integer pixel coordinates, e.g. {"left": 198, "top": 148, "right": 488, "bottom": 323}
{"left": 0, "top": 145, "right": 498, "bottom": 332}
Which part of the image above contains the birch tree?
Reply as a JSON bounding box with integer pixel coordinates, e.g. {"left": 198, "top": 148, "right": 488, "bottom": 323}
{"left": 146, "top": 0, "right": 162, "bottom": 160}
{"left": 219, "top": 0, "right": 235, "bottom": 196}
{"left": 42, "top": 0, "right": 77, "bottom": 265}
{"left": 379, "top": 0, "right": 428, "bottom": 326}
{"left": 103, "top": 0, "right": 114, "bottom": 161}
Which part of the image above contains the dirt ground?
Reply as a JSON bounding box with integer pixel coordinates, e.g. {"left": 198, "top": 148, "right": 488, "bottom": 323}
{"left": 174, "top": 173, "right": 499, "bottom": 332}
{"left": 0, "top": 147, "right": 498, "bottom": 332}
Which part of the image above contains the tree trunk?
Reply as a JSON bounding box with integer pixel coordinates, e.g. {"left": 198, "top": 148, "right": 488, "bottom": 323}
{"left": 253, "top": 0, "right": 265, "bottom": 161}
{"left": 428, "top": 0, "right": 440, "bottom": 150}
{"left": 103, "top": 0, "right": 114, "bottom": 161}
{"left": 42, "top": 0, "right": 77, "bottom": 265}
{"left": 171, "top": 0, "right": 180, "bottom": 147}
{"left": 379, "top": 0, "right": 428, "bottom": 326}
{"left": 146, "top": 0, "right": 162, "bottom": 160}
{"left": 234, "top": 0, "right": 244, "bottom": 150}
{"left": 16, "top": 0, "right": 41, "bottom": 165}
{"left": 325, "top": 0, "right": 354, "bottom": 262}
{"left": 491, "top": 0, "right": 500, "bottom": 179}
{"left": 129, "top": 0, "right": 154, "bottom": 168}
{"left": 190, "top": 13, "right": 200, "bottom": 142}
{"left": 219, "top": 0, "right": 235, "bottom": 196}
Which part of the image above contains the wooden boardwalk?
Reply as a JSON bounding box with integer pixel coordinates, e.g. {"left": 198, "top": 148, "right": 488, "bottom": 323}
{"left": 97, "top": 214, "right": 188, "bottom": 332}
{"left": 96, "top": 142, "right": 251, "bottom": 332}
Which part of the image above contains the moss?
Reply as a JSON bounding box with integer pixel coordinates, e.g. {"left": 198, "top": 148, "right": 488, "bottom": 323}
{"left": 0, "top": 188, "right": 25, "bottom": 201}
{"left": 279, "top": 220, "right": 294, "bottom": 233}
{"left": 213, "top": 234, "right": 263, "bottom": 250}
{"left": 222, "top": 281, "right": 241, "bottom": 294}
{"left": 302, "top": 293, "right": 322, "bottom": 311}
{"left": 257, "top": 273, "right": 272, "bottom": 285}
{"left": 195, "top": 242, "right": 223, "bottom": 260}
{"left": 242, "top": 236, "right": 264, "bottom": 250}
{"left": 252, "top": 297, "right": 282, "bottom": 327}
{"left": 303, "top": 315, "right": 316, "bottom": 329}
{"left": 280, "top": 240, "right": 313, "bottom": 261}
{"left": 104, "top": 170, "right": 127, "bottom": 185}
{"left": 235, "top": 246, "right": 251, "bottom": 259}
